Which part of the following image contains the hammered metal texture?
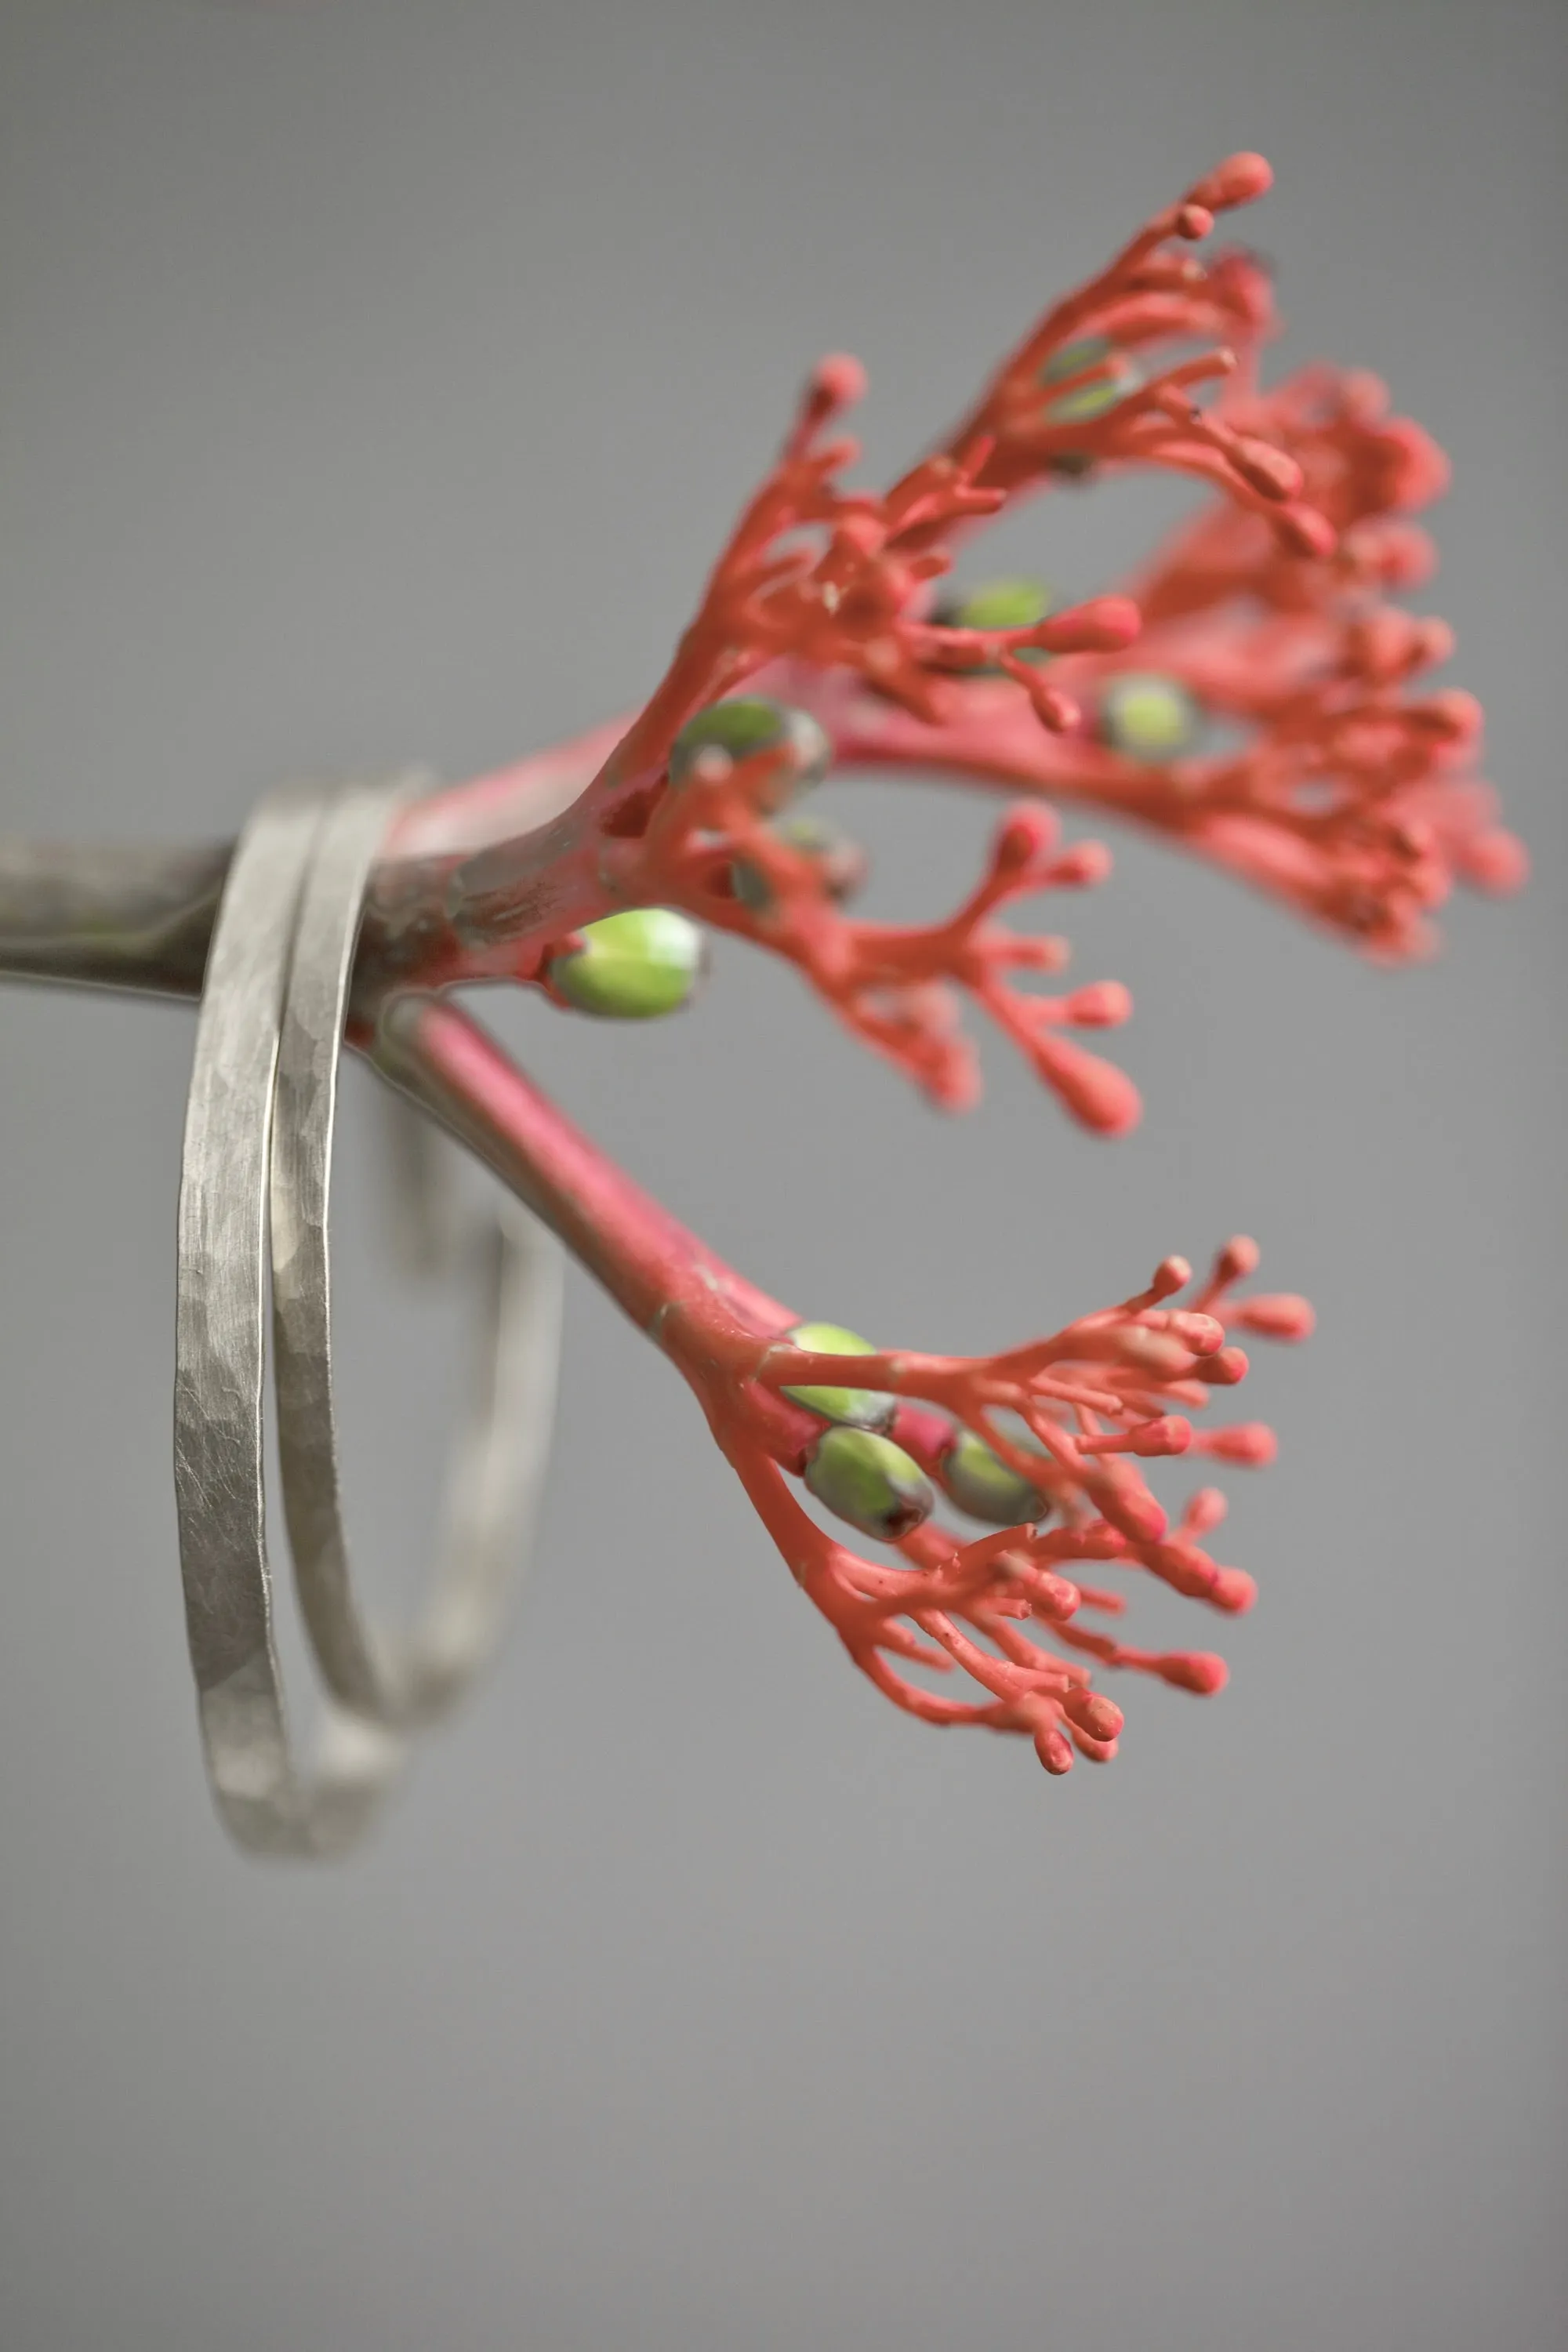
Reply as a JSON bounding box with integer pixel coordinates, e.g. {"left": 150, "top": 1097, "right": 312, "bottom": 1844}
{"left": 273, "top": 775, "right": 564, "bottom": 1727}
{"left": 174, "top": 778, "right": 563, "bottom": 1857}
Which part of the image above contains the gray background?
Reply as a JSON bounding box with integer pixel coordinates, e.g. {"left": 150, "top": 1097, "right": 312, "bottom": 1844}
{"left": 1, "top": 2, "right": 1563, "bottom": 2347}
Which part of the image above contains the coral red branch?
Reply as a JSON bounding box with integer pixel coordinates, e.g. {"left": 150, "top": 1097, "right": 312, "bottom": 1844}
{"left": 767, "top": 361, "right": 1524, "bottom": 958}
{"left": 374, "top": 994, "right": 1309, "bottom": 1778}
{"left": 417, "top": 152, "right": 1345, "bottom": 984}
{"left": 613, "top": 744, "right": 1141, "bottom": 1127}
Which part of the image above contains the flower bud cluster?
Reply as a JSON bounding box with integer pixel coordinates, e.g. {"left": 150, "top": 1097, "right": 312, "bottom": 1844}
{"left": 705, "top": 1238, "right": 1313, "bottom": 1775}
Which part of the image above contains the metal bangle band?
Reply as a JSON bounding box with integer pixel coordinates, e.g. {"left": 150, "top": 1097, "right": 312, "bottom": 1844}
{"left": 270, "top": 775, "right": 564, "bottom": 1730}
{"left": 174, "top": 781, "right": 405, "bottom": 1857}
{"left": 174, "top": 776, "right": 565, "bottom": 1856}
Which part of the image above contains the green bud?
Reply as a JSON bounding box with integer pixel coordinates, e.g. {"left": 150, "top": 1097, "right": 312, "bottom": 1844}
{"left": 731, "top": 814, "right": 867, "bottom": 913}
{"left": 1041, "top": 335, "right": 1142, "bottom": 425}
{"left": 941, "top": 1428, "right": 1051, "bottom": 1526}
{"left": 1096, "top": 673, "right": 1200, "bottom": 760}
{"left": 668, "top": 699, "right": 831, "bottom": 805}
{"left": 805, "top": 1426, "right": 935, "bottom": 1541}
{"left": 1043, "top": 335, "right": 1114, "bottom": 383}
{"left": 548, "top": 906, "right": 706, "bottom": 1019}
{"left": 781, "top": 1321, "right": 895, "bottom": 1431}
{"left": 935, "top": 576, "right": 1056, "bottom": 634}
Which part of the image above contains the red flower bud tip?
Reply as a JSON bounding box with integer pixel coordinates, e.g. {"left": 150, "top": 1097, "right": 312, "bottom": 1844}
{"left": 1148, "top": 1537, "right": 1213, "bottom": 1594}
{"left": 1036, "top": 594, "right": 1143, "bottom": 654}
{"left": 1391, "top": 818, "right": 1436, "bottom": 862}
{"left": 993, "top": 804, "right": 1059, "bottom": 874}
{"left": 1083, "top": 1414, "right": 1192, "bottom": 1458}
{"left": 1021, "top": 673, "right": 1082, "bottom": 733}
{"left": 931, "top": 1060, "right": 984, "bottom": 1114}
{"left": 1345, "top": 517, "right": 1435, "bottom": 588}
{"left": 1412, "top": 617, "right": 1456, "bottom": 670}
{"left": 1063, "top": 980, "right": 1133, "bottom": 1028}
{"left": 1339, "top": 369, "right": 1391, "bottom": 423}
{"left": 1048, "top": 841, "right": 1114, "bottom": 890}
{"left": 1195, "top": 1343, "right": 1250, "bottom": 1386}
{"left": 1421, "top": 687, "right": 1483, "bottom": 746}
{"left": 1460, "top": 829, "right": 1530, "bottom": 895}
{"left": 1036, "top": 1726, "right": 1076, "bottom": 1776}
{"left": 1035, "top": 1574, "right": 1081, "bottom": 1622}
{"left": 1214, "top": 1234, "right": 1261, "bottom": 1286}
{"left": 1149, "top": 1255, "right": 1192, "bottom": 1300}
{"left": 1234, "top": 439, "right": 1304, "bottom": 502}
{"left": 815, "top": 436, "right": 864, "bottom": 481}
{"left": 1199, "top": 1421, "right": 1279, "bottom": 1466}
{"left": 1040, "top": 1044, "right": 1142, "bottom": 1135}
{"left": 809, "top": 351, "right": 867, "bottom": 416}
{"left": 1176, "top": 202, "right": 1214, "bottom": 241}
{"left": 1377, "top": 417, "right": 1450, "bottom": 509}
{"left": 1064, "top": 1690, "right": 1126, "bottom": 1742}
{"left": 1159, "top": 1652, "right": 1229, "bottom": 1695}
{"left": 1352, "top": 608, "right": 1425, "bottom": 680}
{"left": 1189, "top": 151, "right": 1275, "bottom": 212}
{"left": 1277, "top": 504, "right": 1338, "bottom": 559}
{"left": 1209, "top": 1567, "right": 1258, "bottom": 1613}
{"left": 1069, "top": 1730, "right": 1121, "bottom": 1765}
{"left": 1181, "top": 1486, "right": 1229, "bottom": 1537}
{"left": 1108, "top": 1486, "right": 1169, "bottom": 1544}
{"left": 1235, "top": 1293, "right": 1316, "bottom": 1341}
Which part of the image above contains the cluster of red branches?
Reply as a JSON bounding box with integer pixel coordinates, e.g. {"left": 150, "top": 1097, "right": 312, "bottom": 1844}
{"left": 798, "top": 356, "right": 1523, "bottom": 964}
{"left": 488, "top": 151, "right": 1523, "bottom": 1130}
{"left": 713, "top": 1237, "right": 1314, "bottom": 1775}
{"left": 615, "top": 747, "right": 1138, "bottom": 1125}
{"left": 390, "top": 149, "right": 1519, "bottom": 1780}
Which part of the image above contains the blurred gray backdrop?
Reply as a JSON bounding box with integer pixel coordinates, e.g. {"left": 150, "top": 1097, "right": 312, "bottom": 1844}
{"left": 1, "top": 2, "right": 1563, "bottom": 2347}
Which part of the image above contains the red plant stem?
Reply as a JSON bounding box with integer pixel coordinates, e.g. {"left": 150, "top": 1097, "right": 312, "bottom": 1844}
{"left": 388, "top": 720, "right": 626, "bottom": 866}
{"left": 372, "top": 991, "right": 791, "bottom": 1357}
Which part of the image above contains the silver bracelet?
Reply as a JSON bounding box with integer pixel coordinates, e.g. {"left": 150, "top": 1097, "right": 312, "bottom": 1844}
{"left": 173, "top": 778, "right": 563, "bottom": 1857}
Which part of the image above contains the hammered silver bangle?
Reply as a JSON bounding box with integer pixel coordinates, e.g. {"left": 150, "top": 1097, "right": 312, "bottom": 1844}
{"left": 173, "top": 777, "right": 564, "bottom": 1857}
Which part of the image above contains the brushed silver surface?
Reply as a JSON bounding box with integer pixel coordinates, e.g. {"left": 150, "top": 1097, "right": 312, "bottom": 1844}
{"left": 174, "top": 777, "right": 563, "bottom": 1856}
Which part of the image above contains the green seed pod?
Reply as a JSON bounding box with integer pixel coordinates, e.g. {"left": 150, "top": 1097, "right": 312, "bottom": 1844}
{"left": 1096, "top": 673, "right": 1200, "bottom": 760}
{"left": 668, "top": 698, "right": 831, "bottom": 806}
{"left": 548, "top": 907, "right": 706, "bottom": 1019}
{"left": 805, "top": 1426, "right": 935, "bottom": 1541}
{"left": 935, "top": 576, "right": 1056, "bottom": 634}
{"left": 1041, "top": 335, "right": 1143, "bottom": 425}
{"left": 781, "top": 1321, "right": 895, "bottom": 1431}
{"left": 731, "top": 813, "right": 868, "bottom": 912}
{"left": 931, "top": 577, "right": 1058, "bottom": 679}
{"left": 941, "top": 1428, "right": 1051, "bottom": 1526}
{"left": 1043, "top": 334, "right": 1113, "bottom": 381}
